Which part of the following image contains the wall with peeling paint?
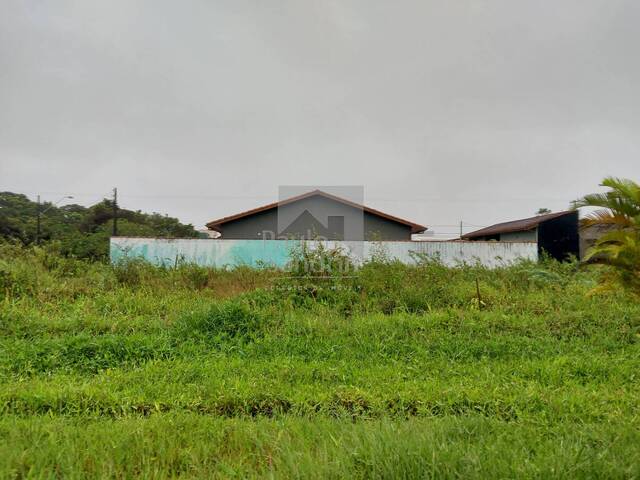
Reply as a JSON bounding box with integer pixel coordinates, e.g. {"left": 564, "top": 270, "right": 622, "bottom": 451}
{"left": 110, "top": 238, "right": 537, "bottom": 268}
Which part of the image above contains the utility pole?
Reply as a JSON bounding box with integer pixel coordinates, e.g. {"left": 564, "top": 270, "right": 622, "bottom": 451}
{"left": 112, "top": 188, "right": 118, "bottom": 236}
{"left": 34, "top": 194, "right": 74, "bottom": 245}
{"left": 460, "top": 220, "right": 463, "bottom": 238}
{"left": 36, "top": 195, "right": 41, "bottom": 245}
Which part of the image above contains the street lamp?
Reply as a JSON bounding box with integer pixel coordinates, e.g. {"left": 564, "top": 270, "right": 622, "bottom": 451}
{"left": 36, "top": 195, "right": 74, "bottom": 245}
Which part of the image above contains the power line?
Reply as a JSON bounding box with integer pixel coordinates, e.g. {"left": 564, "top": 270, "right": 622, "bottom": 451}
{"left": 11, "top": 190, "right": 576, "bottom": 203}
{"left": 427, "top": 224, "right": 488, "bottom": 227}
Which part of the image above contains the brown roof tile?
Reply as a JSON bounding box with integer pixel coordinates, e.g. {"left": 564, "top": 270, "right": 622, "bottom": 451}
{"left": 461, "top": 211, "right": 574, "bottom": 239}
{"left": 206, "top": 190, "right": 427, "bottom": 234}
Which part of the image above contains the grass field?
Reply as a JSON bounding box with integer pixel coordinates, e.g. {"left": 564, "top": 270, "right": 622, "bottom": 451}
{"left": 1, "top": 243, "right": 639, "bottom": 478}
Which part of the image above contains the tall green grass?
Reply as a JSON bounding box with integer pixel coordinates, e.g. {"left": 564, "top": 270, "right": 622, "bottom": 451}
{"left": 2, "top": 415, "right": 638, "bottom": 479}
{"left": 0, "top": 242, "right": 638, "bottom": 478}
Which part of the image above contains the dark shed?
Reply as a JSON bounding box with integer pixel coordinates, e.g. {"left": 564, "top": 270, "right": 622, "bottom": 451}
{"left": 461, "top": 210, "right": 579, "bottom": 261}
{"left": 206, "top": 190, "right": 426, "bottom": 241}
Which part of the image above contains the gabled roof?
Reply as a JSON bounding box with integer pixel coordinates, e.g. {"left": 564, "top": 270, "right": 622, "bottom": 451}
{"left": 461, "top": 210, "right": 575, "bottom": 239}
{"left": 206, "top": 189, "right": 427, "bottom": 234}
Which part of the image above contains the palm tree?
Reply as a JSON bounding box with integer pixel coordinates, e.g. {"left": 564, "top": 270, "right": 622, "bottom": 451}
{"left": 572, "top": 177, "right": 640, "bottom": 292}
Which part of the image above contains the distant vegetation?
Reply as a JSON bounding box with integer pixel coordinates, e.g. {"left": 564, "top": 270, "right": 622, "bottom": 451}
{"left": 0, "top": 192, "right": 200, "bottom": 259}
{"left": 0, "top": 243, "right": 639, "bottom": 477}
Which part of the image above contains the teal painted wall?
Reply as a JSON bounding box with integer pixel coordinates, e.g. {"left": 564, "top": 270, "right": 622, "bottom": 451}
{"left": 110, "top": 238, "right": 537, "bottom": 268}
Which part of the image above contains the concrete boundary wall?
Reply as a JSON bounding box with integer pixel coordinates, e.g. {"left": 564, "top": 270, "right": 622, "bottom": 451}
{"left": 110, "top": 238, "right": 538, "bottom": 268}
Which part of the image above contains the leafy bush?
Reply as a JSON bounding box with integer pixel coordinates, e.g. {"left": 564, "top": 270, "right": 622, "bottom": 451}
{"left": 113, "top": 258, "right": 151, "bottom": 287}
{"left": 275, "top": 242, "right": 360, "bottom": 311}
{"left": 177, "top": 264, "right": 210, "bottom": 290}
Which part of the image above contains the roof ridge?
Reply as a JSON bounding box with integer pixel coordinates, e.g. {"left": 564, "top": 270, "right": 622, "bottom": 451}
{"left": 206, "top": 190, "right": 427, "bottom": 234}
{"left": 461, "top": 210, "right": 575, "bottom": 239}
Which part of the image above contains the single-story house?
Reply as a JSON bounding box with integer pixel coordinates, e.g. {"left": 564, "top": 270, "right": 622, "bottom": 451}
{"left": 461, "top": 210, "right": 579, "bottom": 261}
{"left": 206, "top": 190, "right": 427, "bottom": 241}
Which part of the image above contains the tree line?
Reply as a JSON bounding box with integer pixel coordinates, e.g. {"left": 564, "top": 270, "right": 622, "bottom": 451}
{"left": 0, "top": 192, "right": 201, "bottom": 259}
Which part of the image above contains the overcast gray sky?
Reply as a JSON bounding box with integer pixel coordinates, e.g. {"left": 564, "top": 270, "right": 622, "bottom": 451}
{"left": 1, "top": 0, "right": 639, "bottom": 236}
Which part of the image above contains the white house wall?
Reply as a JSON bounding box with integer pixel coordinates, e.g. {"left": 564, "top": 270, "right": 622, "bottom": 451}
{"left": 499, "top": 230, "right": 538, "bottom": 242}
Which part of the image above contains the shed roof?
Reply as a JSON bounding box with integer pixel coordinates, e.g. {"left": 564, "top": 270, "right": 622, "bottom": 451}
{"left": 206, "top": 189, "right": 427, "bottom": 234}
{"left": 461, "top": 211, "right": 575, "bottom": 239}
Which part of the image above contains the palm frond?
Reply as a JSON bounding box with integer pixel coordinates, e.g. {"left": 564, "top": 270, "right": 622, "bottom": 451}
{"left": 571, "top": 193, "right": 611, "bottom": 210}
{"left": 579, "top": 211, "right": 632, "bottom": 229}
{"left": 601, "top": 177, "right": 640, "bottom": 203}
{"left": 577, "top": 177, "right": 640, "bottom": 294}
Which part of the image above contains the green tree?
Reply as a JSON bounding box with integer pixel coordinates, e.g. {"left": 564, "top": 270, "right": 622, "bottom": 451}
{"left": 572, "top": 177, "right": 640, "bottom": 293}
